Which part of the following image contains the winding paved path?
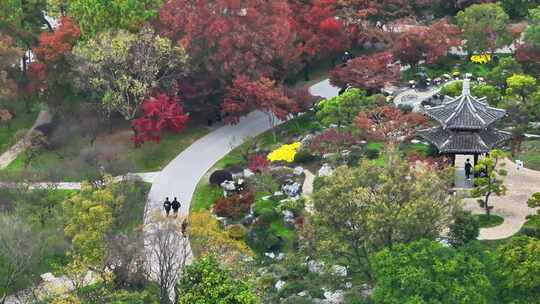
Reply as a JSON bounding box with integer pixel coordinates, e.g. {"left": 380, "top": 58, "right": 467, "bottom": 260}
{"left": 463, "top": 159, "right": 540, "bottom": 240}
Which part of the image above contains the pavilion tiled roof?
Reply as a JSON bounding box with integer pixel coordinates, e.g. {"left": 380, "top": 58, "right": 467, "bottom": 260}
{"left": 418, "top": 127, "right": 512, "bottom": 154}
{"left": 424, "top": 79, "right": 506, "bottom": 130}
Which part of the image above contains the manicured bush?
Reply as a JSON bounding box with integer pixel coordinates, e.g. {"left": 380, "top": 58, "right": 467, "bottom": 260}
{"left": 364, "top": 147, "right": 380, "bottom": 160}
{"left": 294, "top": 149, "right": 316, "bottom": 163}
{"left": 213, "top": 190, "right": 255, "bottom": 220}
{"left": 448, "top": 210, "right": 480, "bottom": 247}
{"left": 226, "top": 224, "right": 248, "bottom": 239}
{"left": 209, "top": 170, "right": 233, "bottom": 186}
{"left": 247, "top": 220, "right": 285, "bottom": 253}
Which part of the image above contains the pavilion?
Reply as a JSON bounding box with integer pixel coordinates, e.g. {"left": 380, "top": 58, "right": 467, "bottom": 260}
{"left": 418, "top": 79, "right": 511, "bottom": 166}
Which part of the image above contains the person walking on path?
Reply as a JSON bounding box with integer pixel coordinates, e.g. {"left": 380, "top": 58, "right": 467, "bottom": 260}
{"left": 163, "top": 197, "right": 172, "bottom": 216}
{"left": 465, "top": 159, "right": 473, "bottom": 180}
{"left": 172, "top": 197, "right": 181, "bottom": 218}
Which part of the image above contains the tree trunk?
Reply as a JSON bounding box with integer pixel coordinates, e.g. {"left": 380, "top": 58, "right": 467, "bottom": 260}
{"left": 485, "top": 192, "right": 491, "bottom": 216}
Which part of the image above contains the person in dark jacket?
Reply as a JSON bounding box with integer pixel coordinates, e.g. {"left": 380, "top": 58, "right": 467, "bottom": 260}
{"left": 172, "top": 197, "right": 181, "bottom": 217}
{"left": 163, "top": 197, "right": 171, "bottom": 216}
{"left": 464, "top": 159, "right": 473, "bottom": 180}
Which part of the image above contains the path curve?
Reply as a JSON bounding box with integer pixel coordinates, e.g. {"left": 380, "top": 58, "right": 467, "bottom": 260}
{"left": 463, "top": 159, "right": 540, "bottom": 240}
{"left": 143, "top": 111, "right": 283, "bottom": 275}
{"left": 0, "top": 106, "right": 52, "bottom": 169}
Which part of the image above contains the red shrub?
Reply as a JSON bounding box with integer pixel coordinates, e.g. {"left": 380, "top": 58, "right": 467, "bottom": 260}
{"left": 309, "top": 129, "right": 357, "bottom": 156}
{"left": 248, "top": 154, "right": 269, "bottom": 173}
{"left": 213, "top": 190, "right": 255, "bottom": 220}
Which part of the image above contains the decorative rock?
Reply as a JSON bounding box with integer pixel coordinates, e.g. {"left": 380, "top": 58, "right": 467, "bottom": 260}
{"left": 261, "top": 195, "right": 272, "bottom": 201}
{"left": 345, "top": 282, "right": 353, "bottom": 289}
{"left": 318, "top": 164, "right": 333, "bottom": 177}
{"left": 298, "top": 291, "right": 309, "bottom": 297}
{"left": 243, "top": 168, "right": 255, "bottom": 178}
{"left": 215, "top": 216, "right": 230, "bottom": 227}
{"left": 282, "top": 210, "right": 295, "bottom": 226}
{"left": 273, "top": 191, "right": 284, "bottom": 197}
{"left": 221, "top": 180, "right": 236, "bottom": 191}
{"left": 308, "top": 260, "right": 324, "bottom": 273}
{"left": 41, "top": 273, "right": 56, "bottom": 282}
{"left": 275, "top": 280, "right": 286, "bottom": 291}
{"left": 301, "top": 134, "right": 315, "bottom": 147}
{"left": 265, "top": 252, "right": 276, "bottom": 259}
{"left": 276, "top": 253, "right": 285, "bottom": 260}
{"left": 322, "top": 153, "right": 337, "bottom": 160}
{"left": 293, "top": 166, "right": 304, "bottom": 176}
{"left": 341, "top": 150, "right": 351, "bottom": 157}
{"left": 323, "top": 290, "right": 345, "bottom": 303}
{"left": 242, "top": 213, "right": 256, "bottom": 225}
{"left": 332, "top": 265, "right": 347, "bottom": 277}
{"left": 282, "top": 181, "right": 302, "bottom": 197}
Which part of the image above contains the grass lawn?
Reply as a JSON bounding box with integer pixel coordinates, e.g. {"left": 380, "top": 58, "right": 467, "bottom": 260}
{"left": 0, "top": 102, "right": 39, "bottom": 154}
{"left": 474, "top": 214, "right": 504, "bottom": 228}
{"left": 2, "top": 124, "right": 209, "bottom": 181}
{"left": 514, "top": 139, "right": 540, "bottom": 171}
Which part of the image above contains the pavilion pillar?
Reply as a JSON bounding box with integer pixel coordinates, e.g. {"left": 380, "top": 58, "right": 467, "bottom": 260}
{"left": 474, "top": 154, "right": 479, "bottom": 167}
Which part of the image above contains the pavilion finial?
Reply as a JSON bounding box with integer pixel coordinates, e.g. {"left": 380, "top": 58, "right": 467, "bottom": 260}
{"left": 462, "top": 78, "right": 471, "bottom": 96}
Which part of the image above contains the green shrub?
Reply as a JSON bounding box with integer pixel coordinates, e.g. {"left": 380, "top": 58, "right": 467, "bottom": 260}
{"left": 440, "top": 81, "right": 463, "bottom": 97}
{"left": 278, "top": 198, "right": 305, "bottom": 216}
{"left": 226, "top": 224, "right": 248, "bottom": 239}
{"left": 312, "top": 176, "right": 326, "bottom": 192}
{"left": 364, "top": 148, "right": 380, "bottom": 160}
{"left": 294, "top": 149, "right": 316, "bottom": 163}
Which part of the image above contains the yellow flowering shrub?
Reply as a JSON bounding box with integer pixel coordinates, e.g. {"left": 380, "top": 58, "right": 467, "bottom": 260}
{"left": 470, "top": 54, "right": 491, "bottom": 64}
{"left": 267, "top": 142, "right": 301, "bottom": 163}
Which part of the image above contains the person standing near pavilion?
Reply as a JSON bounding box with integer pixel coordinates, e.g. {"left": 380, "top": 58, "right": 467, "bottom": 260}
{"left": 163, "top": 197, "right": 171, "bottom": 216}
{"left": 172, "top": 197, "right": 181, "bottom": 217}
{"left": 464, "top": 159, "right": 473, "bottom": 180}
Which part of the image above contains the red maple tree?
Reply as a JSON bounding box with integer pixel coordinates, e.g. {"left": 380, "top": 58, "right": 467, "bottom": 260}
{"left": 159, "top": 0, "right": 299, "bottom": 82}
{"left": 33, "top": 16, "right": 81, "bottom": 63}
{"left": 330, "top": 52, "right": 400, "bottom": 93}
{"left": 131, "top": 94, "right": 189, "bottom": 145}
{"left": 516, "top": 43, "right": 540, "bottom": 74}
{"left": 222, "top": 75, "right": 298, "bottom": 125}
{"left": 309, "top": 128, "right": 358, "bottom": 156}
{"left": 393, "top": 19, "right": 461, "bottom": 67}
{"left": 289, "top": 0, "right": 350, "bottom": 63}
{"left": 353, "top": 106, "right": 427, "bottom": 142}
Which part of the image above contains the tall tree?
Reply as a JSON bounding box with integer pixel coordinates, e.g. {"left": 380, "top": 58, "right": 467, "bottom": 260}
{"left": 524, "top": 7, "right": 540, "bottom": 51}
{"left": 495, "top": 236, "right": 540, "bottom": 302}
{"left": 177, "top": 256, "right": 258, "bottom": 304}
{"left": 500, "top": 0, "right": 540, "bottom": 19}
{"left": 222, "top": 75, "right": 298, "bottom": 128}
{"left": 0, "top": 33, "right": 22, "bottom": 99}
{"left": 0, "top": 215, "right": 43, "bottom": 303}
{"left": 131, "top": 94, "right": 189, "bottom": 146}
{"left": 471, "top": 149, "right": 507, "bottom": 216}
{"left": 289, "top": 0, "right": 350, "bottom": 64}
{"left": 373, "top": 240, "right": 493, "bottom": 304}
{"left": 502, "top": 74, "right": 540, "bottom": 155}
{"left": 72, "top": 27, "right": 188, "bottom": 122}
{"left": 158, "top": 0, "right": 299, "bottom": 96}
{"left": 62, "top": 177, "right": 121, "bottom": 275}
{"left": 330, "top": 52, "right": 400, "bottom": 93}
{"left": 316, "top": 88, "right": 382, "bottom": 126}
{"left": 302, "top": 149, "right": 457, "bottom": 279}
{"left": 353, "top": 106, "right": 427, "bottom": 142}
{"left": 456, "top": 3, "right": 512, "bottom": 54}
{"left": 29, "top": 16, "right": 81, "bottom": 108}
{"left": 486, "top": 57, "right": 522, "bottom": 90}
{"left": 68, "top": 0, "right": 163, "bottom": 38}
{"left": 392, "top": 19, "right": 461, "bottom": 68}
